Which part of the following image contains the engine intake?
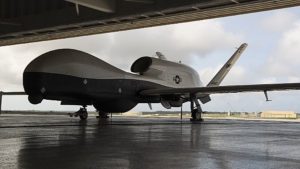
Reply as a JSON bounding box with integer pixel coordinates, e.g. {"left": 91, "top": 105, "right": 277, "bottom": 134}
{"left": 131, "top": 57, "right": 152, "bottom": 74}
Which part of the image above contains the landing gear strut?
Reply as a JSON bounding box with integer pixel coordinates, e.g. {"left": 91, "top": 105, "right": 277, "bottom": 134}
{"left": 69, "top": 106, "right": 88, "bottom": 120}
{"left": 190, "top": 96, "right": 203, "bottom": 122}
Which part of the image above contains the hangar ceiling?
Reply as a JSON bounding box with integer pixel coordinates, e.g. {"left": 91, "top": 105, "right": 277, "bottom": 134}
{"left": 1, "top": 0, "right": 300, "bottom": 46}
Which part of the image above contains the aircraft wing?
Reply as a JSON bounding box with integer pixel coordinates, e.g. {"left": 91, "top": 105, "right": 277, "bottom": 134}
{"left": 139, "top": 83, "right": 300, "bottom": 96}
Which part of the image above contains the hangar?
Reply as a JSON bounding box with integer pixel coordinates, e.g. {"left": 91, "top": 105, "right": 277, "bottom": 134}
{"left": 1, "top": 0, "right": 300, "bottom": 46}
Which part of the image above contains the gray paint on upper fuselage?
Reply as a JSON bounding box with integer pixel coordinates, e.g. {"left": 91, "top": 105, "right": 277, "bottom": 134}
{"left": 25, "top": 49, "right": 125, "bottom": 79}
{"left": 24, "top": 49, "right": 203, "bottom": 88}
{"left": 135, "top": 57, "right": 202, "bottom": 87}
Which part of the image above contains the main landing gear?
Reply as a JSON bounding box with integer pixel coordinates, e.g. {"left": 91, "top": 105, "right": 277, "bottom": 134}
{"left": 69, "top": 106, "right": 88, "bottom": 120}
{"left": 190, "top": 96, "right": 203, "bottom": 122}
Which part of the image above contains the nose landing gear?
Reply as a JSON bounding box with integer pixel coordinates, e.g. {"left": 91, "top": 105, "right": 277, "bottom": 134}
{"left": 69, "top": 106, "right": 88, "bottom": 120}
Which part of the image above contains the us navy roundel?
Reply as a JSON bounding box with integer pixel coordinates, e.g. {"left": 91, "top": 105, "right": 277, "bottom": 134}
{"left": 173, "top": 75, "right": 182, "bottom": 84}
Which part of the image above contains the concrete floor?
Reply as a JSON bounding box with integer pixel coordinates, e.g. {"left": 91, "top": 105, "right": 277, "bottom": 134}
{"left": 0, "top": 115, "right": 300, "bottom": 169}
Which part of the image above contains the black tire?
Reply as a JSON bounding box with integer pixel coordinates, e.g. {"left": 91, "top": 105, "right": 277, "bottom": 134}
{"left": 79, "top": 111, "right": 88, "bottom": 120}
{"left": 195, "top": 112, "right": 203, "bottom": 121}
{"left": 191, "top": 109, "right": 203, "bottom": 121}
{"left": 191, "top": 109, "right": 197, "bottom": 119}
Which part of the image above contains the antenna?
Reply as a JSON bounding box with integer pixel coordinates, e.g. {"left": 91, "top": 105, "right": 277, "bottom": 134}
{"left": 156, "top": 52, "right": 167, "bottom": 60}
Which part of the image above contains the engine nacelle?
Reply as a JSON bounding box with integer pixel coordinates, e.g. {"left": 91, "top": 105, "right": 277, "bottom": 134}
{"left": 131, "top": 57, "right": 153, "bottom": 74}
{"left": 131, "top": 56, "right": 166, "bottom": 76}
{"left": 131, "top": 56, "right": 202, "bottom": 87}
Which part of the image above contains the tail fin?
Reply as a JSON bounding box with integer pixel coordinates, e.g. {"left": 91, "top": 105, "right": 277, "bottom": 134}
{"left": 207, "top": 43, "right": 248, "bottom": 87}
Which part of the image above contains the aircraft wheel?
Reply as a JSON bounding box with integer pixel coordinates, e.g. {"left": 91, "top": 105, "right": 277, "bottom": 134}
{"left": 79, "top": 110, "right": 88, "bottom": 120}
{"left": 195, "top": 112, "right": 203, "bottom": 121}
{"left": 190, "top": 108, "right": 203, "bottom": 122}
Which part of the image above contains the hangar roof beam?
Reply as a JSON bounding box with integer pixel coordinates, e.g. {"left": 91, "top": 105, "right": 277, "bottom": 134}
{"left": 1, "top": 0, "right": 300, "bottom": 46}
{"left": 65, "top": 0, "right": 116, "bottom": 13}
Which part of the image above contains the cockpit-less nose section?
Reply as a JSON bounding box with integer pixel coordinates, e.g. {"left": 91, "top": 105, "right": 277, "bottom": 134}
{"left": 22, "top": 43, "right": 300, "bottom": 121}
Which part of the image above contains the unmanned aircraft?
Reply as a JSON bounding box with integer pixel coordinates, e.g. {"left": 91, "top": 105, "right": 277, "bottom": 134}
{"left": 7, "top": 43, "right": 300, "bottom": 121}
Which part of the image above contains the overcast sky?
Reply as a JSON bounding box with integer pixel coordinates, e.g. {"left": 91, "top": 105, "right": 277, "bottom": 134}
{"left": 1, "top": 7, "right": 300, "bottom": 113}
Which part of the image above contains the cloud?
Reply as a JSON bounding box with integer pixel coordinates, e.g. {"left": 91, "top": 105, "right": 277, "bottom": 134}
{"left": 171, "top": 21, "right": 242, "bottom": 56}
{"left": 259, "top": 77, "right": 278, "bottom": 84}
{"left": 99, "top": 20, "right": 243, "bottom": 71}
{"left": 261, "top": 11, "right": 297, "bottom": 32}
{"left": 198, "top": 65, "right": 246, "bottom": 86}
{"left": 0, "top": 47, "right": 27, "bottom": 90}
{"left": 266, "top": 21, "right": 300, "bottom": 79}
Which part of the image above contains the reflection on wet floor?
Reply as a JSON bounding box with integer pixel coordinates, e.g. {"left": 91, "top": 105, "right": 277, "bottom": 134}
{"left": 0, "top": 115, "right": 300, "bottom": 169}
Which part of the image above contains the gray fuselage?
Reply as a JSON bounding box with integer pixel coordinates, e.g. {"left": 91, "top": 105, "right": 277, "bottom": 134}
{"left": 23, "top": 49, "right": 203, "bottom": 112}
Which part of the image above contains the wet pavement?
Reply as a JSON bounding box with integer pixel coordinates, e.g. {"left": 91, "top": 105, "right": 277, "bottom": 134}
{"left": 0, "top": 115, "right": 300, "bottom": 169}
